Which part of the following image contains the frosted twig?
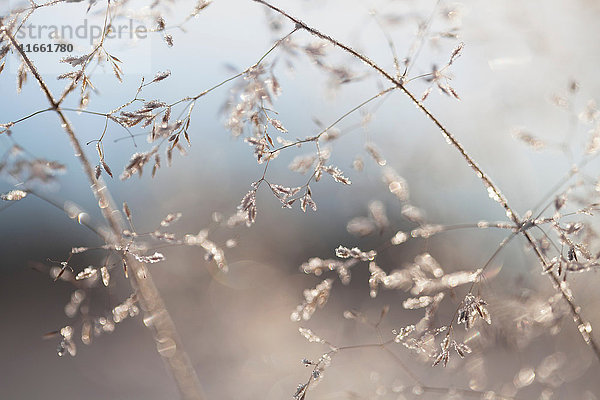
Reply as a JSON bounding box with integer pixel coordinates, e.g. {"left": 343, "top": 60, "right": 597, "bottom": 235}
{"left": 253, "top": 0, "right": 600, "bottom": 361}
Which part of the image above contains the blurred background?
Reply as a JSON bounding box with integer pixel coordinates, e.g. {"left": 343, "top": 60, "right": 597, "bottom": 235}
{"left": 1, "top": 0, "right": 600, "bottom": 399}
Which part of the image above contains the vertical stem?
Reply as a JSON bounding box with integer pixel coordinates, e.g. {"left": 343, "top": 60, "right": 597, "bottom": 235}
{"left": 1, "top": 26, "right": 204, "bottom": 400}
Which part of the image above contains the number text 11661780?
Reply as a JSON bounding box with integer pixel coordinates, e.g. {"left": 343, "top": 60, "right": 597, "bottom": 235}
{"left": 18, "top": 43, "right": 74, "bottom": 53}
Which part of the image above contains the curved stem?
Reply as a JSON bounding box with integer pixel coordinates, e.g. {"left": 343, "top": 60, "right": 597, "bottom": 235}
{"left": 252, "top": 0, "right": 600, "bottom": 361}
{"left": 1, "top": 24, "right": 205, "bottom": 400}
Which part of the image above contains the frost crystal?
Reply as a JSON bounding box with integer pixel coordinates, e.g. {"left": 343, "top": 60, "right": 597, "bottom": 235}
{"left": 239, "top": 189, "right": 257, "bottom": 225}
{"left": 291, "top": 279, "right": 333, "bottom": 321}
{"left": 335, "top": 246, "right": 376, "bottom": 261}
{"left": 300, "top": 258, "right": 354, "bottom": 285}
{"left": 133, "top": 252, "right": 165, "bottom": 264}
{"left": 298, "top": 327, "right": 324, "bottom": 343}
{"left": 100, "top": 266, "right": 110, "bottom": 287}
{"left": 382, "top": 167, "right": 409, "bottom": 201}
{"left": 457, "top": 294, "right": 491, "bottom": 329}
{"left": 75, "top": 267, "right": 97, "bottom": 281}
{"left": 160, "top": 212, "right": 182, "bottom": 227}
{"left": 391, "top": 231, "right": 408, "bottom": 245}
{"left": 0, "top": 189, "right": 27, "bottom": 201}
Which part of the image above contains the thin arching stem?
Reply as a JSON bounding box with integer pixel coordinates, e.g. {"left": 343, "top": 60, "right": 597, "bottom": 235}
{"left": 252, "top": 0, "right": 600, "bottom": 361}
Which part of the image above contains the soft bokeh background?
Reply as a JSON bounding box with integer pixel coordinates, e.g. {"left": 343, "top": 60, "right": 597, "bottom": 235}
{"left": 1, "top": 0, "right": 600, "bottom": 399}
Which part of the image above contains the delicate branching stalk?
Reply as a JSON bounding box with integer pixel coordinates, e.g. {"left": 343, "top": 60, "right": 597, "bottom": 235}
{"left": 253, "top": 0, "right": 600, "bottom": 361}
{"left": 295, "top": 322, "right": 522, "bottom": 400}
{"left": 2, "top": 2, "right": 598, "bottom": 399}
{"left": 0, "top": 23, "right": 204, "bottom": 400}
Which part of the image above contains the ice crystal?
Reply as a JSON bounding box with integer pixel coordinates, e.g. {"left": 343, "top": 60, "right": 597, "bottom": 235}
{"left": 291, "top": 279, "right": 333, "bottom": 321}
{"left": 335, "top": 246, "right": 376, "bottom": 261}
{"left": 0, "top": 189, "right": 27, "bottom": 201}
{"left": 457, "top": 294, "right": 491, "bottom": 329}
